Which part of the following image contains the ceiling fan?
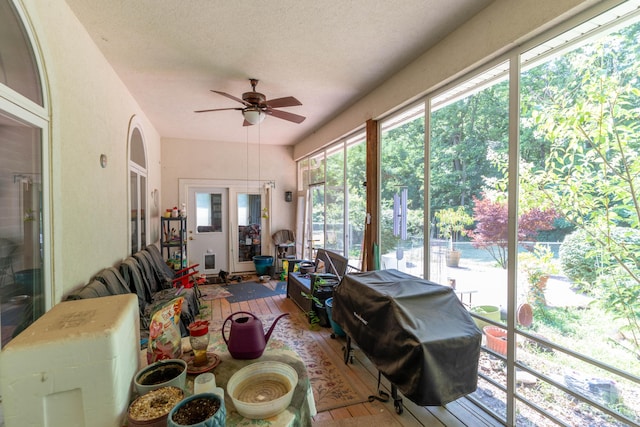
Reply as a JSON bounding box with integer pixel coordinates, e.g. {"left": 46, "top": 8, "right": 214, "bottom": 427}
{"left": 195, "top": 78, "right": 306, "bottom": 126}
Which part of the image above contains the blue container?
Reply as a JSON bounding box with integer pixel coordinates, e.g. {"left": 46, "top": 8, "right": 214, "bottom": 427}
{"left": 167, "top": 393, "right": 226, "bottom": 427}
{"left": 253, "top": 255, "right": 274, "bottom": 276}
{"left": 325, "top": 297, "right": 346, "bottom": 337}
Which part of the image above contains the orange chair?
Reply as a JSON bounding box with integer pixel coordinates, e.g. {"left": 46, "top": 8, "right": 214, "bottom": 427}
{"left": 171, "top": 264, "right": 200, "bottom": 289}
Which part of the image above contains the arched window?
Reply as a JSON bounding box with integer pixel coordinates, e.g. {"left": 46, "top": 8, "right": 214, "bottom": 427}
{"left": 0, "top": 0, "right": 49, "bottom": 348}
{"left": 0, "top": 0, "right": 42, "bottom": 105}
{"left": 129, "top": 122, "right": 147, "bottom": 254}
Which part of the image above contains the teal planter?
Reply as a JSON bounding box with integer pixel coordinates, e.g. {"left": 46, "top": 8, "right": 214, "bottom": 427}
{"left": 167, "top": 393, "right": 226, "bottom": 427}
{"left": 325, "top": 297, "right": 346, "bottom": 337}
{"left": 253, "top": 256, "right": 273, "bottom": 276}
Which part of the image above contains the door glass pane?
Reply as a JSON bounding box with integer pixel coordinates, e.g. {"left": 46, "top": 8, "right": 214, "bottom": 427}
{"left": 237, "top": 193, "right": 261, "bottom": 262}
{"left": 130, "top": 128, "right": 145, "bottom": 167}
{"left": 140, "top": 176, "right": 146, "bottom": 248}
{"left": 0, "top": 0, "right": 42, "bottom": 105}
{"left": 130, "top": 171, "right": 139, "bottom": 253}
{"left": 129, "top": 127, "right": 146, "bottom": 256}
{"left": 380, "top": 105, "right": 425, "bottom": 277}
{"left": 196, "top": 192, "right": 222, "bottom": 232}
{"left": 0, "top": 112, "right": 44, "bottom": 348}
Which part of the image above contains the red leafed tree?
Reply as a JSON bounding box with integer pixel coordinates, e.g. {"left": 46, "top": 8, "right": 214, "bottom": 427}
{"left": 468, "top": 193, "right": 557, "bottom": 268}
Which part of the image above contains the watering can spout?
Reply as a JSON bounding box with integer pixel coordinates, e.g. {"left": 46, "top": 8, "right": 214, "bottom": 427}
{"left": 264, "top": 313, "right": 290, "bottom": 343}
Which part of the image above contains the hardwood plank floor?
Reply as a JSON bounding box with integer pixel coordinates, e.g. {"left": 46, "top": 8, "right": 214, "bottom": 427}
{"left": 205, "top": 277, "right": 503, "bottom": 427}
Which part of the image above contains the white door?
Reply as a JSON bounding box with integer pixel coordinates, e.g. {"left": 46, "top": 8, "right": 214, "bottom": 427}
{"left": 229, "top": 187, "right": 265, "bottom": 273}
{"left": 187, "top": 187, "right": 228, "bottom": 274}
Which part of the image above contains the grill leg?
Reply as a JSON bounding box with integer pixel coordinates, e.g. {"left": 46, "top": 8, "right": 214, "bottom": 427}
{"left": 343, "top": 335, "right": 354, "bottom": 364}
{"left": 367, "top": 372, "right": 404, "bottom": 415}
{"left": 391, "top": 384, "right": 404, "bottom": 414}
{"left": 368, "top": 371, "right": 390, "bottom": 403}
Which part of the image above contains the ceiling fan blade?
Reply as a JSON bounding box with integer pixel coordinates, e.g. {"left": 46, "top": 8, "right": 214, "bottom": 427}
{"left": 265, "top": 96, "right": 302, "bottom": 109}
{"left": 266, "top": 108, "right": 306, "bottom": 124}
{"left": 211, "top": 90, "right": 251, "bottom": 106}
{"left": 194, "top": 107, "right": 243, "bottom": 113}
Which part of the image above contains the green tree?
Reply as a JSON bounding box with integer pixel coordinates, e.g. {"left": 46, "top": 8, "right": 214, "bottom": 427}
{"left": 380, "top": 117, "right": 425, "bottom": 254}
{"left": 430, "top": 82, "right": 509, "bottom": 211}
{"left": 521, "top": 22, "right": 640, "bottom": 356}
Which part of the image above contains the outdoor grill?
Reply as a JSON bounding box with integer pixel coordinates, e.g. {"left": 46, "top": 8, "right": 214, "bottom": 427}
{"left": 332, "top": 269, "right": 481, "bottom": 413}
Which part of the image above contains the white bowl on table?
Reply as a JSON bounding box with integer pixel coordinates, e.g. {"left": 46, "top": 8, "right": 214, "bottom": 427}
{"left": 226, "top": 361, "right": 298, "bottom": 419}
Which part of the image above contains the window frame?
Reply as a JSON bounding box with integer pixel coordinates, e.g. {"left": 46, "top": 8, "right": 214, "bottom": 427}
{"left": 128, "top": 117, "right": 148, "bottom": 255}
{"left": 0, "top": 0, "right": 52, "bottom": 337}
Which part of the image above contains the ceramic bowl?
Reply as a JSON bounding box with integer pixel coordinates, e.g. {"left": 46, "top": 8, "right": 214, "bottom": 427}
{"left": 227, "top": 361, "right": 298, "bottom": 419}
{"left": 134, "top": 358, "right": 187, "bottom": 396}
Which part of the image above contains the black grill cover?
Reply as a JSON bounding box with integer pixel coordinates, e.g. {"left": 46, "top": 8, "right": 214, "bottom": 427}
{"left": 332, "top": 269, "right": 481, "bottom": 406}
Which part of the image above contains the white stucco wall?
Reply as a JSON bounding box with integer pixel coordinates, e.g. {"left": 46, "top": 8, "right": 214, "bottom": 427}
{"left": 22, "top": 0, "right": 161, "bottom": 301}
{"left": 293, "top": 0, "right": 601, "bottom": 159}
{"left": 161, "top": 138, "right": 297, "bottom": 236}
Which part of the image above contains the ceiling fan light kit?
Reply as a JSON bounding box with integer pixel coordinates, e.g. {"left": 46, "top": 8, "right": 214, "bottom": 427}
{"left": 195, "top": 78, "right": 305, "bottom": 126}
{"left": 243, "top": 107, "right": 265, "bottom": 125}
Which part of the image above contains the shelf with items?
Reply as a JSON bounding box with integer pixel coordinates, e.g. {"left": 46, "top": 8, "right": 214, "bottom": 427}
{"left": 161, "top": 216, "right": 187, "bottom": 270}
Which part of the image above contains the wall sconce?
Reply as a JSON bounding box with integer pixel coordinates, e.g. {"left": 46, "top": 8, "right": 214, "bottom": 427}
{"left": 285, "top": 191, "right": 293, "bottom": 202}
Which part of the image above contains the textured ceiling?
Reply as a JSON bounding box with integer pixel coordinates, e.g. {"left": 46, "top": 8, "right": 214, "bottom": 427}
{"left": 64, "top": 0, "right": 493, "bottom": 145}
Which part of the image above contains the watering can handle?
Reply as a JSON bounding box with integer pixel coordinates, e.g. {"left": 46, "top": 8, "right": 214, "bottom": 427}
{"left": 222, "top": 311, "right": 258, "bottom": 345}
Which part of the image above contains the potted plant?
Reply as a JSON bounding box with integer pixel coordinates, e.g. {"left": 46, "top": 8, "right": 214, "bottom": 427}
{"left": 434, "top": 207, "right": 474, "bottom": 267}
{"left": 167, "top": 393, "right": 226, "bottom": 427}
{"left": 470, "top": 305, "right": 501, "bottom": 330}
{"left": 519, "top": 244, "right": 558, "bottom": 307}
{"left": 301, "top": 275, "right": 334, "bottom": 328}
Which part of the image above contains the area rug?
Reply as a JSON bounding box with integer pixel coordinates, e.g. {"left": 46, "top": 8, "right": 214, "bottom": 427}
{"left": 210, "top": 312, "right": 370, "bottom": 412}
{"left": 224, "top": 281, "right": 281, "bottom": 303}
{"left": 198, "top": 284, "right": 232, "bottom": 301}
{"left": 275, "top": 280, "right": 287, "bottom": 294}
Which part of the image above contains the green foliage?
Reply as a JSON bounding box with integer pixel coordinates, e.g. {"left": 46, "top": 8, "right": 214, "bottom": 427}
{"left": 430, "top": 83, "right": 509, "bottom": 209}
{"left": 520, "top": 244, "right": 558, "bottom": 306}
{"left": 599, "top": 267, "right": 640, "bottom": 348}
{"left": 302, "top": 276, "right": 330, "bottom": 327}
{"left": 532, "top": 307, "right": 580, "bottom": 336}
{"left": 523, "top": 21, "right": 640, "bottom": 357}
{"left": 559, "top": 227, "right": 640, "bottom": 292}
{"left": 433, "top": 206, "right": 473, "bottom": 250}
{"left": 380, "top": 116, "right": 425, "bottom": 255}
{"left": 520, "top": 244, "right": 558, "bottom": 280}
{"left": 559, "top": 228, "right": 599, "bottom": 290}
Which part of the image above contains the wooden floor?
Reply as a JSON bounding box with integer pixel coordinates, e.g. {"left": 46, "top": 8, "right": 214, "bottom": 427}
{"left": 200, "top": 277, "right": 504, "bottom": 427}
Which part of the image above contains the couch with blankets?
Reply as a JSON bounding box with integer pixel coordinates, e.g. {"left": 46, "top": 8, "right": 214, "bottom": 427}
{"left": 66, "top": 245, "right": 201, "bottom": 339}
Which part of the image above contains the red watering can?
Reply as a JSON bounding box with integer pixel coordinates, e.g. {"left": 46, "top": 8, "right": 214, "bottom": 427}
{"left": 222, "top": 311, "right": 289, "bottom": 359}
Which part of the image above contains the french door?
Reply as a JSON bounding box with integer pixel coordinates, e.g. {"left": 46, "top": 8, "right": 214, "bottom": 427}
{"left": 181, "top": 179, "right": 271, "bottom": 275}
